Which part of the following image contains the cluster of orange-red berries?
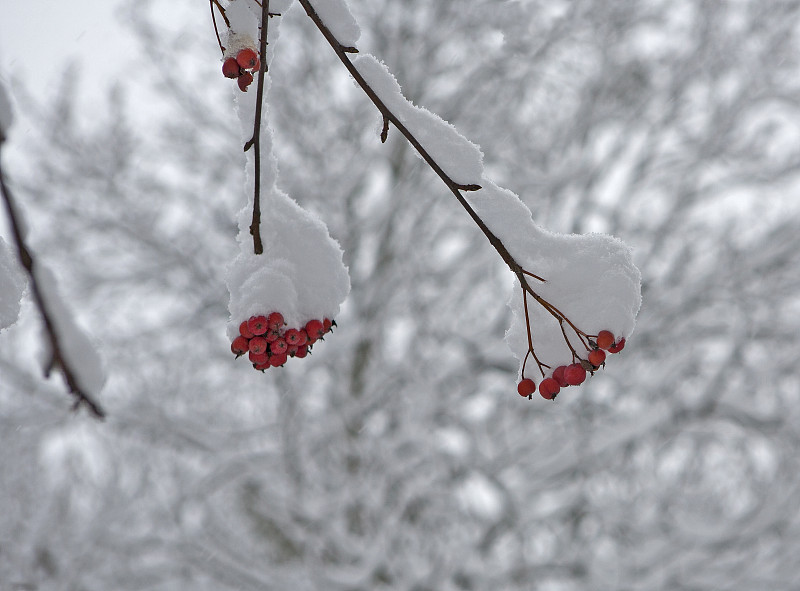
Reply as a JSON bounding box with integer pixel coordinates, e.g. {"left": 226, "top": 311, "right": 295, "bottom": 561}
{"left": 222, "top": 48, "right": 260, "bottom": 92}
{"left": 517, "top": 330, "right": 625, "bottom": 400}
{"left": 231, "top": 312, "right": 334, "bottom": 371}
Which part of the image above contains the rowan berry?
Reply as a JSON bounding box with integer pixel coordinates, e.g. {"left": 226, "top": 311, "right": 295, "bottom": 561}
{"left": 236, "top": 48, "right": 259, "bottom": 70}
{"left": 588, "top": 349, "right": 606, "bottom": 367}
{"left": 517, "top": 378, "right": 536, "bottom": 397}
{"left": 305, "top": 319, "right": 324, "bottom": 341}
{"left": 564, "top": 363, "right": 587, "bottom": 386}
{"left": 538, "top": 378, "right": 560, "bottom": 400}
{"left": 249, "top": 351, "right": 269, "bottom": 365}
{"left": 222, "top": 57, "right": 241, "bottom": 79}
{"left": 238, "top": 72, "right": 254, "bottom": 92}
{"left": 270, "top": 352, "right": 288, "bottom": 367}
{"left": 608, "top": 338, "right": 626, "bottom": 354}
{"left": 231, "top": 336, "right": 249, "bottom": 356}
{"left": 284, "top": 328, "right": 307, "bottom": 347}
{"left": 249, "top": 336, "right": 268, "bottom": 355}
{"left": 596, "top": 330, "right": 615, "bottom": 350}
{"left": 552, "top": 365, "right": 569, "bottom": 387}
{"left": 239, "top": 320, "right": 255, "bottom": 339}
{"left": 323, "top": 318, "right": 333, "bottom": 333}
{"left": 270, "top": 338, "right": 288, "bottom": 356}
{"left": 267, "top": 312, "right": 285, "bottom": 331}
{"left": 294, "top": 345, "right": 309, "bottom": 359}
{"left": 247, "top": 315, "right": 268, "bottom": 336}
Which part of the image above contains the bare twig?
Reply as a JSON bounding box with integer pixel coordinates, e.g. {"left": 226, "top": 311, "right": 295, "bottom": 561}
{"left": 0, "top": 156, "right": 106, "bottom": 419}
{"left": 243, "top": 0, "right": 272, "bottom": 255}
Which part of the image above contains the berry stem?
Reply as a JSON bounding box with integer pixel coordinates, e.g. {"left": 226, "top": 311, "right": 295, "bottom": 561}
{"left": 0, "top": 156, "right": 105, "bottom": 419}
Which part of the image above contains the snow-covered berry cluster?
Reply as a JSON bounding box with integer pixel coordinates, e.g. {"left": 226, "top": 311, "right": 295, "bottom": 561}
{"left": 222, "top": 48, "right": 260, "bottom": 92}
{"left": 517, "top": 330, "right": 626, "bottom": 401}
{"left": 230, "top": 311, "right": 335, "bottom": 371}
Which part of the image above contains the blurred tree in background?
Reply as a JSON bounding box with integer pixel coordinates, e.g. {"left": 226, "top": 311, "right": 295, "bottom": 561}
{"left": 2, "top": 0, "right": 800, "bottom": 589}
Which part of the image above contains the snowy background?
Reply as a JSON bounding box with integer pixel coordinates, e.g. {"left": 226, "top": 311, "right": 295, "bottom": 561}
{"left": 2, "top": 0, "right": 800, "bottom": 589}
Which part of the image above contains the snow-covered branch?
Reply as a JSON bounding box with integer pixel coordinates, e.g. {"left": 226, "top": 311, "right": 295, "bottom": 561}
{"left": 0, "top": 159, "right": 106, "bottom": 418}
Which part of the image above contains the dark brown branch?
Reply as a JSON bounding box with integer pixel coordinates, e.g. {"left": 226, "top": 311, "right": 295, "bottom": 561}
{"left": 0, "top": 156, "right": 106, "bottom": 419}
{"left": 297, "top": 0, "right": 529, "bottom": 284}
{"left": 244, "top": 0, "right": 272, "bottom": 255}
{"left": 297, "top": 0, "right": 600, "bottom": 372}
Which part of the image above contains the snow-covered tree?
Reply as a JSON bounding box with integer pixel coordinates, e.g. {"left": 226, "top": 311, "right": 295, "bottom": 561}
{"left": 2, "top": 0, "right": 800, "bottom": 589}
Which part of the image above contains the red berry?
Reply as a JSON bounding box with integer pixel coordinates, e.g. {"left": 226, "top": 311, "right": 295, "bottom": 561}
{"left": 270, "top": 352, "right": 288, "bottom": 367}
{"left": 284, "top": 328, "right": 307, "bottom": 347}
{"left": 239, "top": 320, "right": 255, "bottom": 339}
{"left": 231, "top": 336, "right": 249, "bottom": 356}
{"left": 267, "top": 312, "right": 285, "bottom": 331}
{"left": 248, "top": 315, "right": 268, "bottom": 336}
{"left": 564, "top": 363, "right": 587, "bottom": 386}
{"left": 249, "top": 336, "right": 268, "bottom": 355}
{"left": 237, "top": 71, "right": 254, "bottom": 92}
{"left": 294, "top": 345, "right": 308, "bottom": 359}
{"left": 222, "top": 57, "right": 241, "bottom": 79}
{"left": 254, "top": 361, "right": 270, "bottom": 371}
{"left": 552, "top": 365, "right": 569, "bottom": 387}
{"left": 250, "top": 56, "right": 261, "bottom": 72}
{"left": 588, "top": 349, "right": 606, "bottom": 367}
{"left": 323, "top": 318, "right": 333, "bottom": 333}
{"left": 236, "top": 48, "right": 259, "bottom": 69}
{"left": 305, "top": 319, "right": 325, "bottom": 341}
{"left": 517, "top": 378, "right": 536, "bottom": 397}
{"left": 538, "top": 378, "right": 560, "bottom": 400}
{"left": 270, "top": 338, "right": 288, "bottom": 356}
{"left": 608, "top": 337, "right": 626, "bottom": 354}
{"left": 249, "top": 351, "right": 269, "bottom": 365}
{"left": 596, "top": 330, "right": 615, "bottom": 350}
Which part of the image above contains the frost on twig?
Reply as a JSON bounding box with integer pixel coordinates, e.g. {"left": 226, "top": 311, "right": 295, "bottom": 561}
{"left": 296, "top": 0, "right": 642, "bottom": 399}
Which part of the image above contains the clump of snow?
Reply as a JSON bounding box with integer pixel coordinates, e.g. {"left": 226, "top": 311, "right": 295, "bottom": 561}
{"left": 463, "top": 181, "right": 641, "bottom": 377}
{"left": 0, "top": 79, "right": 12, "bottom": 143}
{"left": 35, "top": 265, "right": 106, "bottom": 396}
{"left": 225, "top": 2, "right": 350, "bottom": 339}
{"left": 306, "top": 0, "right": 360, "bottom": 47}
{"left": 0, "top": 237, "right": 25, "bottom": 331}
{"left": 353, "top": 55, "right": 484, "bottom": 186}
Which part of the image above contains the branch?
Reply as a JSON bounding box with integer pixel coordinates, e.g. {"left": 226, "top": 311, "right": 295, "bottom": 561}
{"left": 244, "top": 0, "right": 272, "bottom": 255}
{"left": 296, "top": 1, "right": 614, "bottom": 384}
{"left": 297, "top": 0, "right": 524, "bottom": 281}
{"left": 0, "top": 156, "right": 106, "bottom": 419}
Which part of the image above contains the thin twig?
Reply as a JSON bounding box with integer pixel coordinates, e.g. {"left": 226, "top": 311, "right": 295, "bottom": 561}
{"left": 0, "top": 157, "right": 106, "bottom": 419}
{"left": 244, "top": 0, "right": 272, "bottom": 255}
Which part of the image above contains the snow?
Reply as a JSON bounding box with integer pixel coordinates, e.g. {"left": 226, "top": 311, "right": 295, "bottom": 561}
{"left": 305, "top": 0, "right": 360, "bottom": 47}
{"left": 353, "top": 55, "right": 485, "bottom": 186}
{"left": 465, "top": 180, "right": 641, "bottom": 377}
{"left": 346, "top": 52, "right": 639, "bottom": 378}
{"left": 0, "top": 237, "right": 25, "bottom": 331}
{"left": 35, "top": 264, "right": 106, "bottom": 396}
{"left": 225, "top": 4, "right": 350, "bottom": 339}
{"left": 0, "top": 78, "right": 12, "bottom": 143}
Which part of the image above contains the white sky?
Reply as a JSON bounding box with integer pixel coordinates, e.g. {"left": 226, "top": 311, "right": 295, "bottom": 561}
{"left": 0, "top": 0, "right": 133, "bottom": 100}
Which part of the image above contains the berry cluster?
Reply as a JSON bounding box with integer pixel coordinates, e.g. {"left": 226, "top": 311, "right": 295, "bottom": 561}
{"left": 231, "top": 312, "right": 335, "bottom": 371}
{"left": 222, "top": 48, "right": 261, "bottom": 92}
{"left": 517, "top": 330, "right": 626, "bottom": 401}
